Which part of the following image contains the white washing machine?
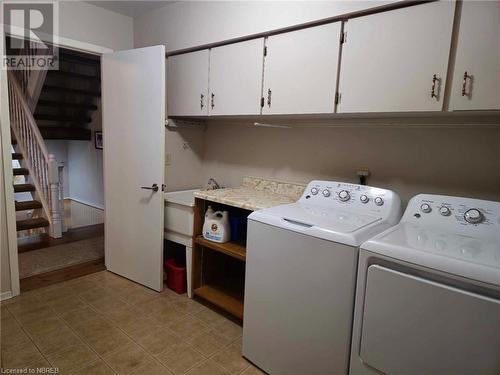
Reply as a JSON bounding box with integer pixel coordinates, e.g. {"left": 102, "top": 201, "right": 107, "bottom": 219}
{"left": 350, "top": 194, "right": 500, "bottom": 375}
{"left": 242, "top": 180, "right": 401, "bottom": 375}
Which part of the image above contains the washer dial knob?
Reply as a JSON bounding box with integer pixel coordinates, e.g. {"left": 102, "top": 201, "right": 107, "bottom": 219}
{"left": 464, "top": 209, "right": 484, "bottom": 224}
{"left": 322, "top": 189, "right": 331, "bottom": 197}
{"left": 374, "top": 197, "right": 384, "bottom": 206}
{"left": 338, "top": 190, "right": 350, "bottom": 202}
{"left": 360, "top": 195, "right": 369, "bottom": 204}
{"left": 310, "top": 187, "right": 319, "bottom": 195}
{"left": 439, "top": 206, "right": 451, "bottom": 216}
{"left": 420, "top": 203, "right": 432, "bottom": 213}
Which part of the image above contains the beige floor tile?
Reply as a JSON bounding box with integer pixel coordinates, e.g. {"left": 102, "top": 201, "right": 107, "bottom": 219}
{"left": 84, "top": 328, "right": 132, "bottom": 356}
{"left": 187, "top": 331, "right": 225, "bottom": 357}
{"left": 6, "top": 297, "right": 48, "bottom": 317}
{"left": 126, "top": 288, "right": 159, "bottom": 305}
{"left": 241, "top": 365, "right": 266, "bottom": 375}
{"left": 72, "top": 316, "right": 115, "bottom": 340}
{"left": 59, "top": 305, "right": 101, "bottom": 327}
{"left": 87, "top": 295, "right": 129, "bottom": 313}
{"left": 103, "top": 342, "right": 152, "bottom": 375}
{"left": 160, "top": 289, "right": 187, "bottom": 302}
{"left": 102, "top": 305, "right": 143, "bottom": 328}
{"left": 173, "top": 299, "right": 205, "bottom": 315}
{"left": 22, "top": 315, "right": 66, "bottom": 337}
{"left": 156, "top": 342, "right": 205, "bottom": 375}
{"left": 137, "top": 296, "right": 173, "bottom": 315}
{"left": 70, "top": 359, "right": 116, "bottom": 375}
{"left": 31, "top": 325, "right": 82, "bottom": 355}
{"left": 37, "top": 283, "right": 76, "bottom": 303}
{"left": 66, "top": 279, "right": 101, "bottom": 295}
{"left": 193, "top": 308, "right": 228, "bottom": 327}
{"left": 16, "top": 305, "right": 56, "bottom": 326}
{"left": 167, "top": 315, "right": 208, "bottom": 341}
{"left": 129, "top": 358, "right": 173, "bottom": 375}
{"left": 0, "top": 322, "right": 32, "bottom": 350}
{"left": 1, "top": 341, "right": 45, "bottom": 369}
{"left": 50, "top": 295, "right": 88, "bottom": 315}
{"left": 119, "top": 316, "right": 164, "bottom": 342}
{"left": 185, "top": 359, "right": 231, "bottom": 375}
{"left": 211, "top": 346, "right": 251, "bottom": 374}
{"left": 79, "top": 288, "right": 115, "bottom": 304}
{"left": 22, "top": 356, "right": 52, "bottom": 371}
{"left": 46, "top": 342, "right": 98, "bottom": 373}
{"left": 136, "top": 327, "right": 184, "bottom": 356}
{"left": 149, "top": 306, "right": 186, "bottom": 326}
{"left": 213, "top": 319, "right": 243, "bottom": 342}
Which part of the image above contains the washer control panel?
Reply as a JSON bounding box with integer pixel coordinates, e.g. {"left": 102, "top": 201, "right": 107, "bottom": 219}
{"left": 300, "top": 180, "right": 401, "bottom": 220}
{"left": 403, "top": 194, "right": 500, "bottom": 237}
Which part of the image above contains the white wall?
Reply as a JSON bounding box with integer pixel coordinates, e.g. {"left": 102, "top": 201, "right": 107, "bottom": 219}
{"left": 59, "top": 1, "right": 134, "bottom": 50}
{"left": 134, "top": 1, "right": 398, "bottom": 51}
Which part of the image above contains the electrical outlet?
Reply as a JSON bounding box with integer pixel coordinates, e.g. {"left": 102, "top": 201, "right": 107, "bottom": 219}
{"left": 165, "top": 153, "right": 172, "bottom": 166}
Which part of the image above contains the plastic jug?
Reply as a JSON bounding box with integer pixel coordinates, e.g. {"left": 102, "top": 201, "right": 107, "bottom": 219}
{"left": 203, "top": 207, "right": 231, "bottom": 243}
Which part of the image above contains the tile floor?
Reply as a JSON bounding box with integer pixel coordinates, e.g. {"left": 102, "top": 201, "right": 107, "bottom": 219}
{"left": 0, "top": 271, "right": 265, "bottom": 375}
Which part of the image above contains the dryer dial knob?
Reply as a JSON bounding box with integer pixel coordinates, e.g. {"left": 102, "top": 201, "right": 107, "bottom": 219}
{"left": 420, "top": 203, "right": 432, "bottom": 213}
{"left": 322, "top": 189, "right": 331, "bottom": 197}
{"left": 360, "top": 195, "right": 369, "bottom": 204}
{"left": 338, "top": 190, "right": 350, "bottom": 201}
{"left": 439, "top": 206, "right": 451, "bottom": 216}
{"left": 464, "top": 209, "right": 484, "bottom": 224}
{"left": 374, "top": 197, "right": 384, "bottom": 206}
{"left": 311, "top": 187, "right": 319, "bottom": 195}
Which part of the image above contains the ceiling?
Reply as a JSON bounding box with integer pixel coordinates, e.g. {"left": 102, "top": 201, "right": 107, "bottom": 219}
{"left": 86, "top": 1, "right": 175, "bottom": 18}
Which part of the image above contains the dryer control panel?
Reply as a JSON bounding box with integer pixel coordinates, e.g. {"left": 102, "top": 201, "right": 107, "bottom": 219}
{"left": 403, "top": 194, "right": 500, "bottom": 237}
{"left": 300, "top": 180, "right": 401, "bottom": 224}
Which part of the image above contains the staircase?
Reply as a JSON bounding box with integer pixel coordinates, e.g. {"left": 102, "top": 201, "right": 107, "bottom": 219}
{"left": 7, "top": 39, "right": 64, "bottom": 239}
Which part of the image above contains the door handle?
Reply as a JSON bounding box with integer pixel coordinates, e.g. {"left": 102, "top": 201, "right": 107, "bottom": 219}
{"left": 141, "top": 183, "right": 159, "bottom": 192}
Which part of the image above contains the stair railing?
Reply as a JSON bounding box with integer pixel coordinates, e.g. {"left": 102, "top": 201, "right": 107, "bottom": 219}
{"left": 7, "top": 71, "right": 63, "bottom": 238}
{"left": 12, "top": 39, "right": 49, "bottom": 112}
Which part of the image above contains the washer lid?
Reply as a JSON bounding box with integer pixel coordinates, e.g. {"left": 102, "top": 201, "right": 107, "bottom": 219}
{"left": 362, "top": 223, "right": 500, "bottom": 286}
{"left": 249, "top": 202, "right": 384, "bottom": 246}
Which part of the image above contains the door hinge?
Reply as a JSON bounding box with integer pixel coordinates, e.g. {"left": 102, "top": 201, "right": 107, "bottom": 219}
{"left": 264, "top": 46, "right": 267, "bottom": 56}
{"left": 335, "top": 92, "right": 341, "bottom": 105}
{"left": 340, "top": 31, "right": 347, "bottom": 44}
{"left": 260, "top": 97, "right": 265, "bottom": 108}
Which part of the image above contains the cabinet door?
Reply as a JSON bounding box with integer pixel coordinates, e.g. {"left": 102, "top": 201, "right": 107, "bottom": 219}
{"left": 338, "top": 1, "right": 455, "bottom": 113}
{"left": 262, "top": 23, "right": 341, "bottom": 115}
{"left": 209, "top": 39, "right": 264, "bottom": 116}
{"left": 450, "top": 1, "right": 500, "bottom": 110}
{"left": 167, "top": 50, "right": 209, "bottom": 116}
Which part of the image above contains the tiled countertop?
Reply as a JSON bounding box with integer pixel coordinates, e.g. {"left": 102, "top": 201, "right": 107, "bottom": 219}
{"left": 193, "top": 176, "right": 306, "bottom": 211}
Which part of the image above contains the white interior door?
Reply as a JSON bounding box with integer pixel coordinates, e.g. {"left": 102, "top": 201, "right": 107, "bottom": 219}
{"left": 167, "top": 50, "right": 209, "bottom": 116}
{"left": 102, "top": 45, "right": 165, "bottom": 291}
{"left": 449, "top": 1, "right": 500, "bottom": 111}
{"left": 209, "top": 38, "right": 264, "bottom": 116}
{"left": 262, "top": 23, "right": 341, "bottom": 115}
{"left": 338, "top": 1, "right": 455, "bottom": 113}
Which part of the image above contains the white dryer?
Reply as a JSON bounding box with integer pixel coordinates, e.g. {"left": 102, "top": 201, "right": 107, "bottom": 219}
{"left": 350, "top": 194, "right": 500, "bottom": 375}
{"left": 243, "top": 180, "right": 401, "bottom": 375}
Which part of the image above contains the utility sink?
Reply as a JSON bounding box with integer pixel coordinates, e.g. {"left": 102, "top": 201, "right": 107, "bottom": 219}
{"left": 164, "top": 189, "right": 199, "bottom": 237}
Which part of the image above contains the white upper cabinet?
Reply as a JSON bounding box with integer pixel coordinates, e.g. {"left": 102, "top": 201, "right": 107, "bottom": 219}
{"left": 449, "top": 1, "right": 500, "bottom": 111}
{"left": 262, "top": 23, "right": 342, "bottom": 115}
{"left": 209, "top": 39, "right": 265, "bottom": 116}
{"left": 167, "top": 50, "right": 209, "bottom": 116}
{"left": 337, "top": 1, "right": 455, "bottom": 113}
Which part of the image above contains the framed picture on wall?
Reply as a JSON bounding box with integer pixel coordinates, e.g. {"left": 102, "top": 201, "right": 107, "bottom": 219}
{"left": 95, "top": 131, "right": 103, "bottom": 149}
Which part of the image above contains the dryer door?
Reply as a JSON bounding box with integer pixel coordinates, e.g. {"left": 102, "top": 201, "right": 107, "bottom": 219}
{"left": 360, "top": 265, "right": 500, "bottom": 375}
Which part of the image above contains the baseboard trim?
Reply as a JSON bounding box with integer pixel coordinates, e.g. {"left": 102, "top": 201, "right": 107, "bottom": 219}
{"left": 0, "top": 291, "right": 13, "bottom": 301}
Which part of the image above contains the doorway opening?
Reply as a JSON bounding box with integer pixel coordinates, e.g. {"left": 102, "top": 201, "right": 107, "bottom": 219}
{"left": 6, "top": 36, "right": 105, "bottom": 291}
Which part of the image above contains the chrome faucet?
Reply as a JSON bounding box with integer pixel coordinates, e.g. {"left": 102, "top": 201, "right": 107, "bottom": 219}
{"left": 207, "top": 178, "right": 221, "bottom": 190}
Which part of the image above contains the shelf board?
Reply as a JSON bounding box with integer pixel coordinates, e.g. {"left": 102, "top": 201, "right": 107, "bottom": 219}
{"left": 195, "top": 236, "right": 246, "bottom": 261}
{"left": 194, "top": 285, "right": 244, "bottom": 320}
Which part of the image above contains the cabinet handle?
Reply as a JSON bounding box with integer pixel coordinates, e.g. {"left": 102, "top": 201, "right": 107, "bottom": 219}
{"left": 462, "top": 71, "right": 470, "bottom": 97}
{"left": 430, "top": 74, "right": 439, "bottom": 99}
{"left": 200, "top": 94, "right": 204, "bottom": 109}
{"left": 267, "top": 89, "right": 272, "bottom": 107}
{"left": 211, "top": 93, "right": 215, "bottom": 109}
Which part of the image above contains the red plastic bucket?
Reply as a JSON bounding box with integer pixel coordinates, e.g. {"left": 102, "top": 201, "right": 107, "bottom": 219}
{"left": 165, "top": 258, "right": 187, "bottom": 294}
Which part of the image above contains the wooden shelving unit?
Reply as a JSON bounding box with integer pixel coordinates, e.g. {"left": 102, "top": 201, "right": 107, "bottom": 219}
{"left": 192, "top": 197, "right": 249, "bottom": 320}
{"left": 194, "top": 235, "right": 246, "bottom": 261}
{"left": 194, "top": 285, "right": 244, "bottom": 320}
